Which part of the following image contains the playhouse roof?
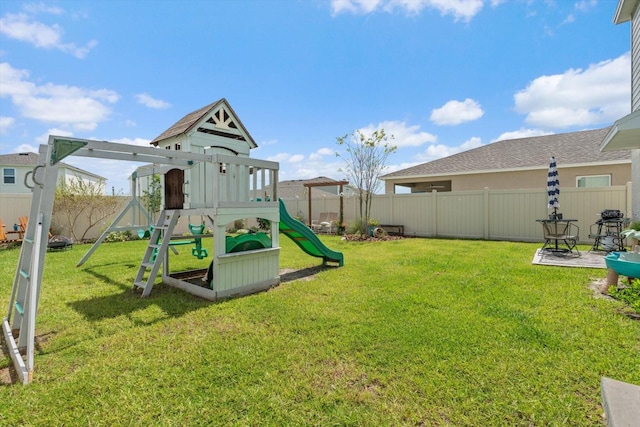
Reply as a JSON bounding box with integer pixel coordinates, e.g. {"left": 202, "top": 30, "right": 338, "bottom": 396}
{"left": 150, "top": 98, "right": 257, "bottom": 149}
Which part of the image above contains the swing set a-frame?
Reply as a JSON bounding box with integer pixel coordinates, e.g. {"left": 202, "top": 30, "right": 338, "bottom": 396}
{"left": 3, "top": 134, "right": 281, "bottom": 384}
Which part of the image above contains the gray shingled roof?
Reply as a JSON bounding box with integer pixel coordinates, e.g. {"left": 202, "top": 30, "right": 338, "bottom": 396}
{"left": 278, "top": 177, "right": 343, "bottom": 199}
{"left": 150, "top": 98, "right": 257, "bottom": 148}
{"left": 382, "top": 127, "right": 630, "bottom": 179}
{"left": 0, "top": 152, "right": 40, "bottom": 166}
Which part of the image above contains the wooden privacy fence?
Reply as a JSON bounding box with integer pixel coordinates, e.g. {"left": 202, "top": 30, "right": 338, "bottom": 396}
{"left": 282, "top": 183, "right": 633, "bottom": 244}
{"left": 2, "top": 183, "right": 633, "bottom": 244}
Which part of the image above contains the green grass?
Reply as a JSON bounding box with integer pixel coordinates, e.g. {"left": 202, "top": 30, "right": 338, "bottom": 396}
{"left": 0, "top": 237, "right": 638, "bottom": 426}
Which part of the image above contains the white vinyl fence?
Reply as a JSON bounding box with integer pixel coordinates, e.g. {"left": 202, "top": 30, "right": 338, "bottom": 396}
{"left": 282, "top": 183, "right": 633, "bottom": 244}
{"left": 1, "top": 183, "right": 633, "bottom": 244}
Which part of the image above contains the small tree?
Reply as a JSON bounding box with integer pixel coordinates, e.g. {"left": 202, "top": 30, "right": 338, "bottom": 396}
{"left": 140, "top": 174, "right": 162, "bottom": 221}
{"left": 336, "top": 128, "right": 396, "bottom": 235}
{"left": 53, "top": 176, "right": 121, "bottom": 242}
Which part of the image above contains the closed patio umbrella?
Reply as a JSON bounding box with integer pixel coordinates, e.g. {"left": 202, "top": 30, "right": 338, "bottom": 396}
{"left": 547, "top": 156, "right": 560, "bottom": 217}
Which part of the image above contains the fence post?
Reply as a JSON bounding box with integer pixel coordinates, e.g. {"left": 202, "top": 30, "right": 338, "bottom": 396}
{"left": 431, "top": 190, "right": 437, "bottom": 237}
{"left": 626, "top": 181, "right": 633, "bottom": 219}
{"left": 484, "top": 187, "right": 490, "bottom": 240}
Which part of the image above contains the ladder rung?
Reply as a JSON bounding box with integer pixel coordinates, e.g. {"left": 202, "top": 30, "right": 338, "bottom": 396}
{"left": 24, "top": 238, "right": 34, "bottom": 244}
{"left": 141, "top": 262, "right": 154, "bottom": 268}
{"left": 133, "top": 281, "right": 147, "bottom": 289}
{"left": 149, "top": 244, "right": 161, "bottom": 249}
{"left": 15, "top": 302, "right": 24, "bottom": 315}
{"left": 19, "top": 270, "right": 29, "bottom": 280}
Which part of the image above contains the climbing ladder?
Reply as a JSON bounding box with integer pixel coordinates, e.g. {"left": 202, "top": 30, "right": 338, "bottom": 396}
{"left": 2, "top": 144, "right": 59, "bottom": 384}
{"left": 133, "top": 210, "right": 180, "bottom": 297}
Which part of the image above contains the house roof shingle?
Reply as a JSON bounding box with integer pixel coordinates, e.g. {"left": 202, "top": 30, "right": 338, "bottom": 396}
{"left": 0, "top": 152, "right": 40, "bottom": 166}
{"left": 382, "top": 127, "right": 630, "bottom": 179}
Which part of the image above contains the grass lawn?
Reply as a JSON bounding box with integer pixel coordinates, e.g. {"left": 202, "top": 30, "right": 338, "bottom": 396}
{"left": 0, "top": 236, "right": 639, "bottom": 426}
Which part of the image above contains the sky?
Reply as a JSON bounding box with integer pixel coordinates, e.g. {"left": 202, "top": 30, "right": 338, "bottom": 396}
{"left": 0, "top": 0, "right": 632, "bottom": 195}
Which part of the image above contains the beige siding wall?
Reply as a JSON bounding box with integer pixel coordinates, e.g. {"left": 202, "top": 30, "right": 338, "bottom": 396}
{"left": 283, "top": 183, "right": 632, "bottom": 244}
{"left": 385, "top": 163, "right": 631, "bottom": 193}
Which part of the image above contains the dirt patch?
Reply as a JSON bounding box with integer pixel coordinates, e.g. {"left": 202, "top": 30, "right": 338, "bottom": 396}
{"left": 279, "top": 266, "right": 325, "bottom": 282}
{"left": 0, "top": 339, "right": 18, "bottom": 386}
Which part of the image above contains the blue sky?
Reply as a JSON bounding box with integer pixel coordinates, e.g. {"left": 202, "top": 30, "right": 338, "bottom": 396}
{"left": 0, "top": 0, "right": 632, "bottom": 194}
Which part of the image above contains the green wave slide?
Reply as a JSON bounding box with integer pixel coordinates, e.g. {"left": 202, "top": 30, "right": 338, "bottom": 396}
{"left": 278, "top": 198, "right": 344, "bottom": 267}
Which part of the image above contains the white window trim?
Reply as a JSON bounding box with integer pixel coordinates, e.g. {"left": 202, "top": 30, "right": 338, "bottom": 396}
{"left": 3, "top": 167, "right": 16, "bottom": 184}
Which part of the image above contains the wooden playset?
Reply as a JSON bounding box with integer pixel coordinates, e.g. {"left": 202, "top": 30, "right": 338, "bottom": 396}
{"left": 2, "top": 99, "right": 343, "bottom": 384}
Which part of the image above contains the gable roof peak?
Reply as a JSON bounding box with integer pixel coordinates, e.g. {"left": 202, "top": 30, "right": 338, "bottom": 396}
{"left": 150, "top": 98, "right": 257, "bottom": 149}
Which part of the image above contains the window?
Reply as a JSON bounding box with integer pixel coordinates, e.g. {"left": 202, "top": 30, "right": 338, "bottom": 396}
{"left": 576, "top": 175, "right": 611, "bottom": 188}
{"left": 165, "top": 145, "right": 171, "bottom": 150}
{"left": 174, "top": 142, "right": 181, "bottom": 150}
{"left": 3, "top": 168, "right": 15, "bottom": 184}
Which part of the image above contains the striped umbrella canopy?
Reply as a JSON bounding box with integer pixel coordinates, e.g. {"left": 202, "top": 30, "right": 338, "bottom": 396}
{"left": 547, "top": 156, "right": 560, "bottom": 213}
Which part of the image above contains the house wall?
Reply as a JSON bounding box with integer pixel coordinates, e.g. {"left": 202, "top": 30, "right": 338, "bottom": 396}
{"left": 1, "top": 164, "right": 105, "bottom": 195}
{"left": 1, "top": 165, "right": 36, "bottom": 194}
{"left": 384, "top": 163, "right": 631, "bottom": 193}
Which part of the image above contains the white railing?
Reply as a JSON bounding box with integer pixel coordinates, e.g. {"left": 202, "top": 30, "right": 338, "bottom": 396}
{"left": 212, "top": 154, "right": 279, "bottom": 207}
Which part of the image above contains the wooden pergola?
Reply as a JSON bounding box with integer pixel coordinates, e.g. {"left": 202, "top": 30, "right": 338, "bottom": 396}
{"left": 303, "top": 179, "right": 349, "bottom": 231}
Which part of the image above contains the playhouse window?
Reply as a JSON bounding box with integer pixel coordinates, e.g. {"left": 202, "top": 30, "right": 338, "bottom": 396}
{"left": 174, "top": 142, "right": 181, "bottom": 150}
{"left": 165, "top": 145, "right": 171, "bottom": 150}
{"left": 3, "top": 168, "right": 15, "bottom": 184}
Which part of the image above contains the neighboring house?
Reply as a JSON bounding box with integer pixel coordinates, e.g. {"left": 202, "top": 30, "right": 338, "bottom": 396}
{"left": 0, "top": 152, "right": 106, "bottom": 195}
{"left": 601, "top": 0, "right": 640, "bottom": 221}
{"left": 381, "top": 127, "right": 631, "bottom": 194}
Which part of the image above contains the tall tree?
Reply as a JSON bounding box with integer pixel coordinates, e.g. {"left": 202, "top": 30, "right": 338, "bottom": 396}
{"left": 336, "top": 129, "right": 396, "bottom": 235}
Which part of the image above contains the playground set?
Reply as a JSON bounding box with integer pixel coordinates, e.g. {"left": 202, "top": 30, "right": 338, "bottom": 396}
{"left": 2, "top": 99, "right": 344, "bottom": 384}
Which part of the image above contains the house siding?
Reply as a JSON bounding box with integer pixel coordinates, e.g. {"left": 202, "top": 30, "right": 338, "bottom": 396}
{"left": 0, "top": 165, "right": 34, "bottom": 194}
{"left": 385, "top": 163, "right": 631, "bottom": 193}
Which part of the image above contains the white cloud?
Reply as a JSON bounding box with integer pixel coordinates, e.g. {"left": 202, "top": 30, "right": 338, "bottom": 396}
{"left": 0, "top": 13, "right": 97, "bottom": 58}
{"left": 266, "top": 150, "right": 345, "bottom": 181}
{"left": 135, "top": 93, "right": 171, "bottom": 110}
{"left": 36, "top": 128, "right": 73, "bottom": 144}
{"left": 575, "top": 0, "right": 597, "bottom": 13}
{"left": 492, "top": 128, "right": 553, "bottom": 142}
{"left": 514, "top": 53, "right": 631, "bottom": 129}
{"left": 111, "top": 137, "right": 152, "bottom": 147}
{"left": 15, "top": 143, "right": 39, "bottom": 153}
{"left": 0, "top": 62, "right": 119, "bottom": 131}
{"left": 430, "top": 98, "right": 484, "bottom": 126}
{"left": 0, "top": 116, "right": 15, "bottom": 134}
{"left": 415, "top": 136, "right": 484, "bottom": 162}
{"left": 359, "top": 120, "right": 437, "bottom": 147}
{"left": 331, "top": 0, "right": 484, "bottom": 21}
{"left": 23, "top": 3, "right": 64, "bottom": 15}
